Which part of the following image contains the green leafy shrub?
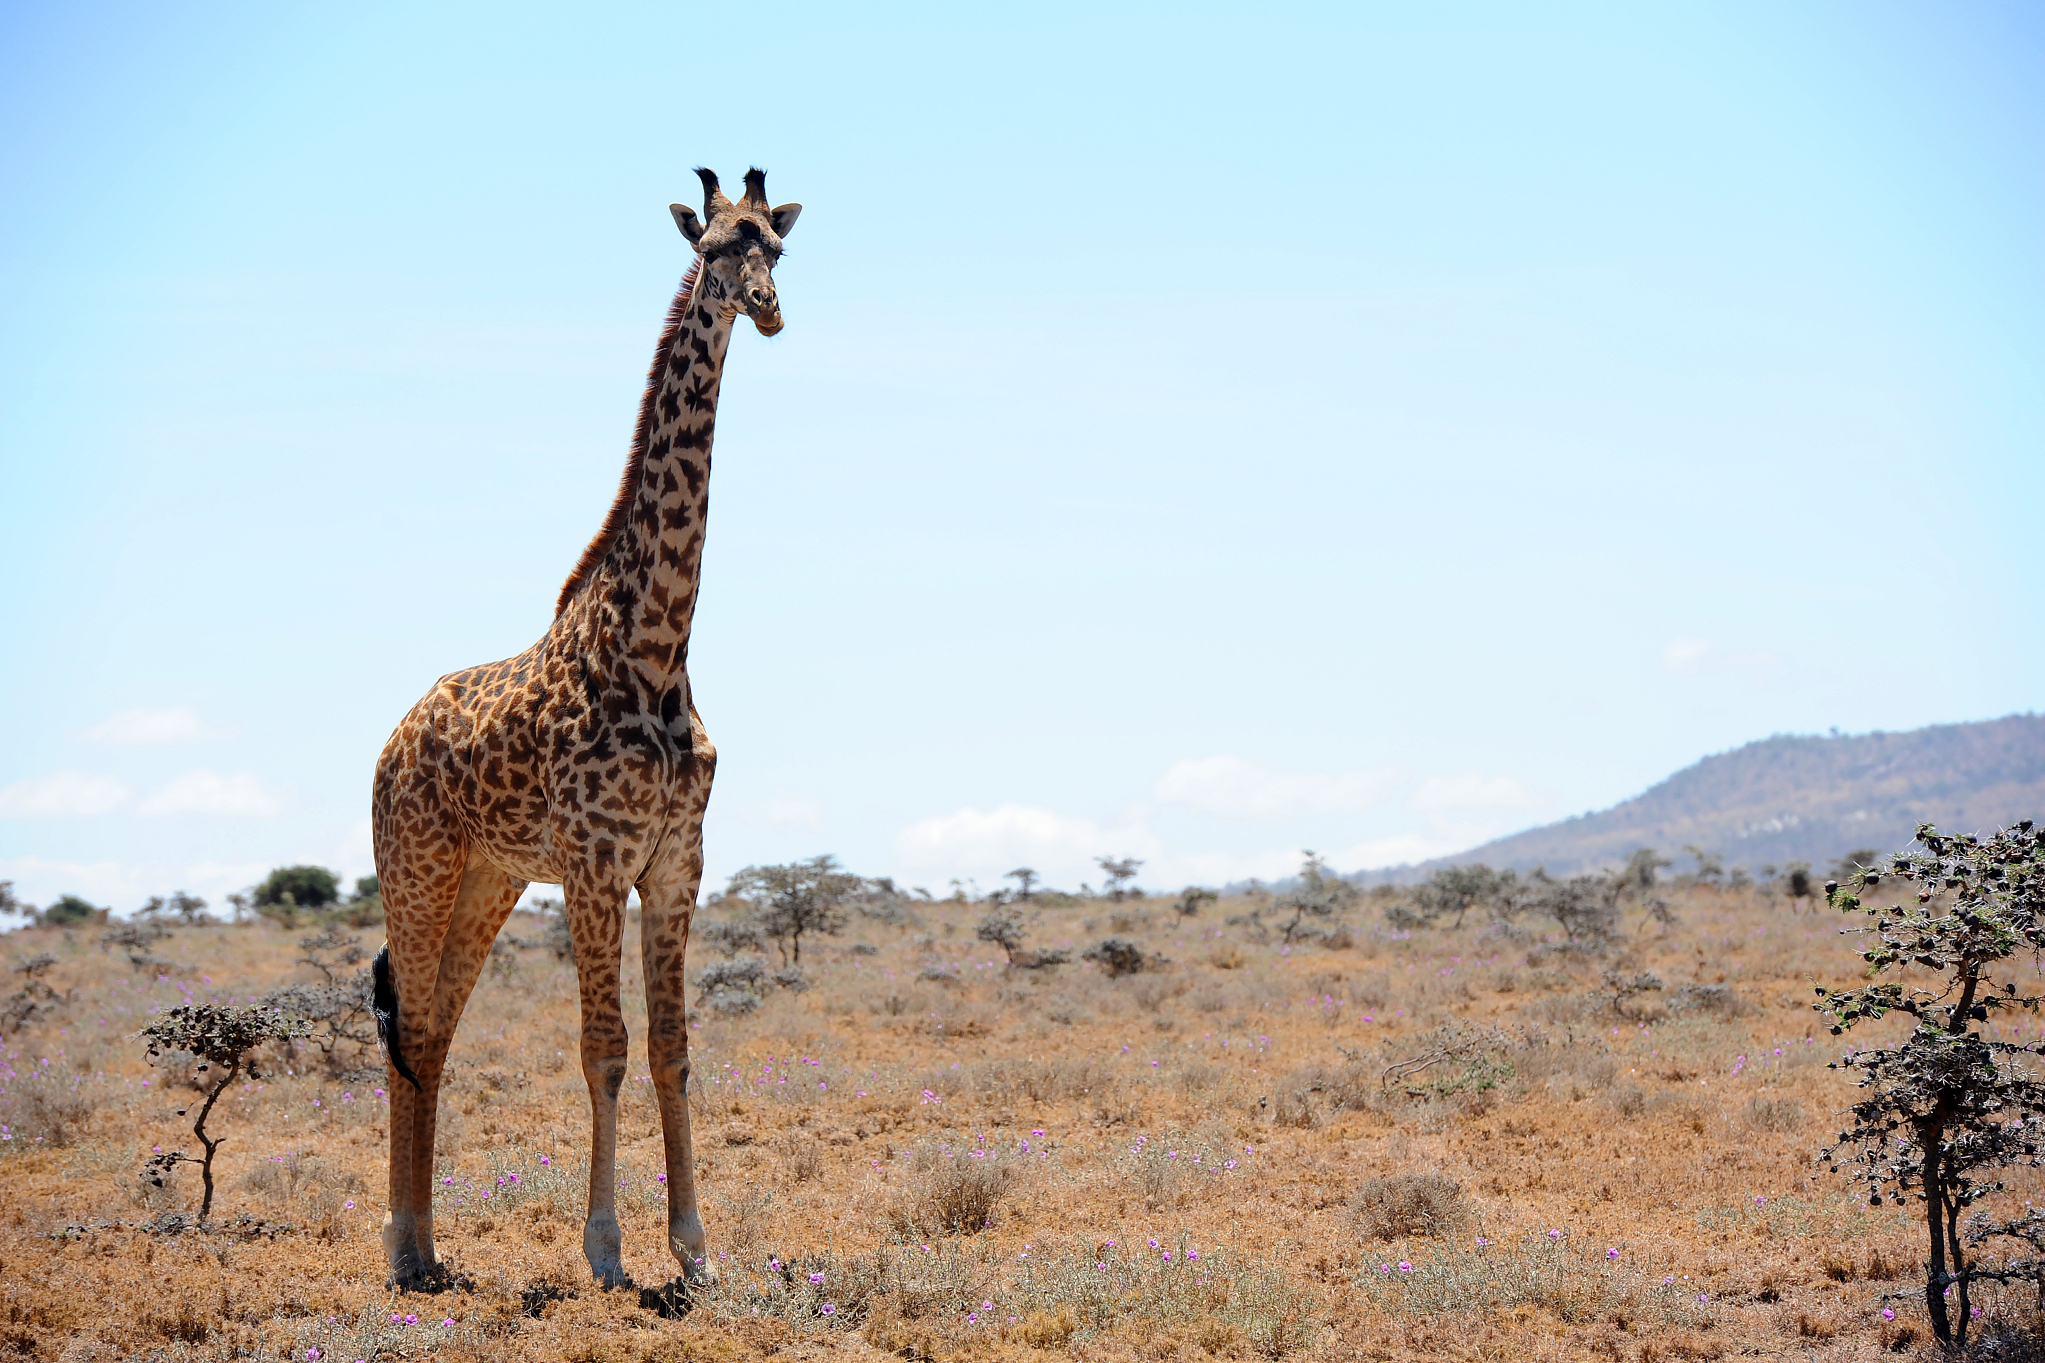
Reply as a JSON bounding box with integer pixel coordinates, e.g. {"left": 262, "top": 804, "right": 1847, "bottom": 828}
{"left": 252, "top": 865, "right": 342, "bottom": 927}
{"left": 725, "top": 856, "right": 858, "bottom": 965}
{"left": 42, "top": 894, "right": 102, "bottom": 926}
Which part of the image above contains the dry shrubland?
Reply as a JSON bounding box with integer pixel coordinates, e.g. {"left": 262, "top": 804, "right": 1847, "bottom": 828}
{"left": 4, "top": 878, "right": 2043, "bottom": 1360}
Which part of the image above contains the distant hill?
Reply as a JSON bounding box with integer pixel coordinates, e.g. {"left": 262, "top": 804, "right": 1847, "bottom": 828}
{"left": 1367, "top": 713, "right": 2045, "bottom": 882}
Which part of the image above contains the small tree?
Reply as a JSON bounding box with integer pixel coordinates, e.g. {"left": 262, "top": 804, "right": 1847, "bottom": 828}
{"left": 253, "top": 865, "right": 342, "bottom": 926}
{"left": 1412, "top": 864, "right": 1506, "bottom": 929}
{"left": 1095, "top": 857, "right": 1143, "bottom": 902}
{"left": 1814, "top": 820, "right": 2045, "bottom": 1349}
{"left": 726, "top": 856, "right": 859, "bottom": 966}
{"left": 1274, "top": 852, "right": 1358, "bottom": 944}
{"left": 1174, "top": 886, "right": 1218, "bottom": 919}
{"left": 1520, "top": 871, "right": 1623, "bottom": 954}
{"left": 1680, "top": 844, "right": 1725, "bottom": 887}
{"left": 43, "top": 894, "right": 101, "bottom": 926}
{"left": 1005, "top": 868, "right": 1038, "bottom": 901}
{"left": 0, "top": 881, "right": 34, "bottom": 924}
{"left": 976, "top": 905, "right": 1026, "bottom": 963}
{"left": 140, "top": 1004, "right": 307, "bottom": 1218}
{"left": 1614, "top": 849, "right": 1676, "bottom": 930}
{"left": 139, "top": 891, "right": 212, "bottom": 926}
{"left": 1784, "top": 862, "right": 1816, "bottom": 912}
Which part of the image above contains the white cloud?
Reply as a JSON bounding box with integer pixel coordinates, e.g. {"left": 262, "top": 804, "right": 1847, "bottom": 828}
{"left": 765, "top": 798, "right": 823, "bottom": 825}
{"left": 1662, "top": 638, "right": 1779, "bottom": 676}
{"left": 1410, "top": 774, "right": 1537, "bottom": 812}
{"left": 1153, "top": 756, "right": 1396, "bottom": 819}
{"left": 1331, "top": 832, "right": 1473, "bottom": 870}
{"left": 138, "top": 770, "right": 283, "bottom": 817}
{"left": 0, "top": 771, "right": 132, "bottom": 817}
{"left": 894, "top": 802, "right": 1157, "bottom": 889}
{"left": 1150, "top": 846, "right": 1319, "bottom": 887}
{"left": 0, "top": 855, "right": 143, "bottom": 905}
{"left": 80, "top": 706, "right": 223, "bottom": 745}
{"left": 1662, "top": 637, "right": 1713, "bottom": 675}
{"left": 181, "top": 860, "right": 273, "bottom": 892}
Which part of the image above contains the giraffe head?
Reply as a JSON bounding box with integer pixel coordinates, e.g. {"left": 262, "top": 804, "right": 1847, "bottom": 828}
{"left": 671, "top": 168, "right": 801, "bottom": 337}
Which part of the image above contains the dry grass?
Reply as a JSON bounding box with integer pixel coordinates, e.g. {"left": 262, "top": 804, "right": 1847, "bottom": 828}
{"left": 1353, "top": 1172, "right": 1466, "bottom": 1240}
{"left": 1, "top": 883, "right": 2041, "bottom": 1359}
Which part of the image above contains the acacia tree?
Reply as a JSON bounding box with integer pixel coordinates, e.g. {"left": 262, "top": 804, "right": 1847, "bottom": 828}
{"left": 1814, "top": 820, "right": 2045, "bottom": 1348}
{"left": 1412, "top": 864, "right": 1506, "bottom": 929}
{"left": 725, "top": 855, "right": 859, "bottom": 966}
{"left": 1273, "top": 851, "right": 1358, "bottom": 944}
{"left": 140, "top": 1004, "right": 307, "bottom": 1218}
{"left": 1095, "top": 857, "right": 1143, "bottom": 902}
{"left": 1005, "top": 868, "right": 1038, "bottom": 901}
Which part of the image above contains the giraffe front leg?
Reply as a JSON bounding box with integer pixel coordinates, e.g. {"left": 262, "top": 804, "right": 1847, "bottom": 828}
{"left": 568, "top": 878, "right": 632, "bottom": 1290}
{"left": 641, "top": 847, "right": 710, "bottom": 1282}
{"left": 642, "top": 717, "right": 716, "bottom": 1284}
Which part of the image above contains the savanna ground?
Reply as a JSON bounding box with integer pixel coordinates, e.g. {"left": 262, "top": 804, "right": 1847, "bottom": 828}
{"left": 6, "top": 880, "right": 2043, "bottom": 1362}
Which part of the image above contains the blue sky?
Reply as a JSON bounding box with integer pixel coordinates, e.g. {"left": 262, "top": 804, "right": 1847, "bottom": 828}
{"left": 2, "top": 2, "right": 2041, "bottom": 911}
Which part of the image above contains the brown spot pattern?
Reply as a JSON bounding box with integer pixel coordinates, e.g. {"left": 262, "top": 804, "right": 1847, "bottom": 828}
{"left": 371, "top": 198, "right": 778, "bottom": 1290}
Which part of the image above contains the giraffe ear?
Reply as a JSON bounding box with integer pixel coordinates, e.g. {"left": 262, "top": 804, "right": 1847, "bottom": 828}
{"left": 670, "top": 204, "right": 705, "bottom": 246}
{"left": 769, "top": 203, "right": 801, "bottom": 238}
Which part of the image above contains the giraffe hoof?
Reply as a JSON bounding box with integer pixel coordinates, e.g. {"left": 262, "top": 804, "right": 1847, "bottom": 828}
{"left": 584, "top": 1212, "right": 629, "bottom": 1289}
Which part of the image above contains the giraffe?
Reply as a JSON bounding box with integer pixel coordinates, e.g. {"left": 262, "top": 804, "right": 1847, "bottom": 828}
{"left": 368, "top": 167, "right": 800, "bottom": 1292}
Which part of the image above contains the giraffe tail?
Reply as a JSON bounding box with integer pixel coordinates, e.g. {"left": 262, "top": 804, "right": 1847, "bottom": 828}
{"left": 372, "top": 943, "right": 421, "bottom": 1090}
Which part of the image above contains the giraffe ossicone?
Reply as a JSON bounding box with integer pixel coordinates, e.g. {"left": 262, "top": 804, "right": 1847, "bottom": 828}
{"left": 370, "top": 167, "right": 800, "bottom": 1292}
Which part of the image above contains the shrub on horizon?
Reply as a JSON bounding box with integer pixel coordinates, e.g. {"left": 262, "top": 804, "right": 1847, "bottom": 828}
{"left": 42, "top": 894, "right": 102, "bottom": 927}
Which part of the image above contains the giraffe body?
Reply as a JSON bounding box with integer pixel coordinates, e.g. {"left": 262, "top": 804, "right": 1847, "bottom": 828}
{"left": 371, "top": 169, "right": 799, "bottom": 1291}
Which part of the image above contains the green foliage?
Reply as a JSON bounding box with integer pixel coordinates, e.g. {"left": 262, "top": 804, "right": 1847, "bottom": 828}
{"left": 42, "top": 894, "right": 101, "bottom": 926}
{"left": 255, "top": 865, "right": 341, "bottom": 909}
{"left": 1814, "top": 820, "right": 2045, "bottom": 1348}
{"left": 1173, "top": 886, "right": 1218, "bottom": 919}
{"left": 725, "top": 855, "right": 859, "bottom": 965}
{"left": 252, "top": 865, "right": 342, "bottom": 926}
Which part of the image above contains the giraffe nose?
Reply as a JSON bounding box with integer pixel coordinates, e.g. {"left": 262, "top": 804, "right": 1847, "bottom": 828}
{"left": 747, "top": 284, "right": 776, "bottom": 311}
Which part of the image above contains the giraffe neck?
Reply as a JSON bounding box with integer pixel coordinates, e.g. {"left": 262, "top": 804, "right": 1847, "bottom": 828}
{"left": 560, "top": 266, "right": 735, "bottom": 686}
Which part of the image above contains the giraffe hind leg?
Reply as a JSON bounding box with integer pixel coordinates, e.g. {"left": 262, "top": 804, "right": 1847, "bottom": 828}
{"left": 402, "top": 858, "right": 528, "bottom": 1272}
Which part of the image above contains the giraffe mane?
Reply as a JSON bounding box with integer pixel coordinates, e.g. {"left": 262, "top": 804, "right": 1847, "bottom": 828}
{"left": 556, "top": 256, "right": 705, "bottom": 617}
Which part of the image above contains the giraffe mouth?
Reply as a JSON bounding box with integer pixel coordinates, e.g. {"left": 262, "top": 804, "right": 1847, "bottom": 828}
{"left": 749, "top": 309, "right": 784, "bottom": 338}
